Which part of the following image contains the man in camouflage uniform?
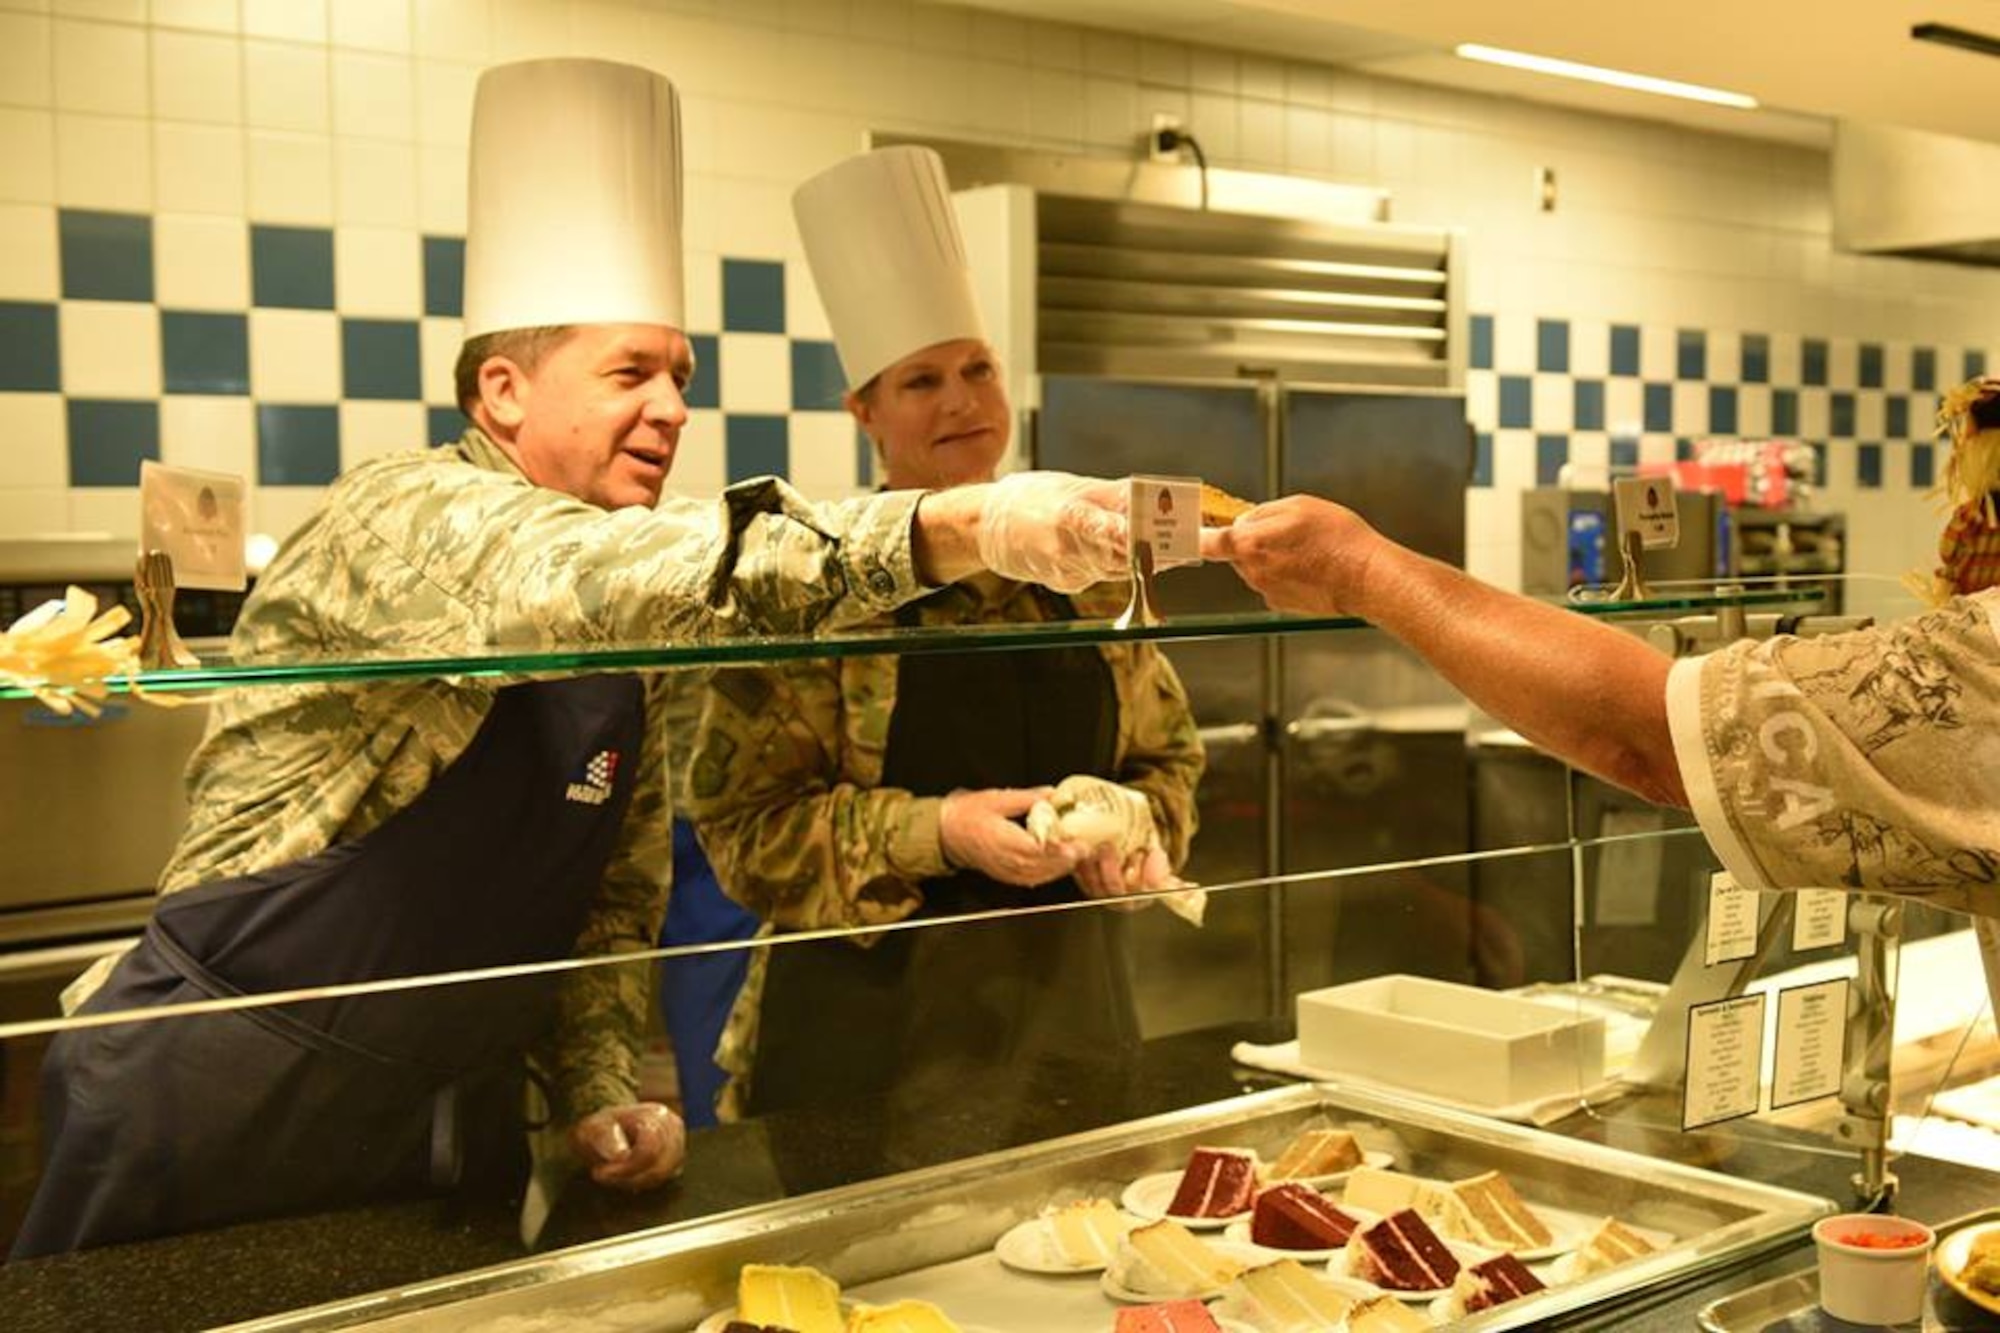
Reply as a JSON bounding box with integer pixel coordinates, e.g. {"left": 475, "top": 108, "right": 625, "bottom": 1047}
{"left": 15, "top": 60, "right": 1130, "bottom": 1258}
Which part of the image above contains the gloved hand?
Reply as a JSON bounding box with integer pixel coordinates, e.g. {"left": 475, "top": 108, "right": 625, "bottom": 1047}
{"left": 570, "top": 1101, "right": 686, "bottom": 1192}
{"left": 1028, "top": 775, "right": 1208, "bottom": 926}
{"left": 976, "top": 471, "right": 1129, "bottom": 593}
{"left": 939, "top": 787, "right": 1081, "bottom": 886}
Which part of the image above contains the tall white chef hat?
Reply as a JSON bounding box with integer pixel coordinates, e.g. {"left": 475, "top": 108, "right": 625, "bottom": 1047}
{"left": 462, "top": 58, "right": 683, "bottom": 340}
{"left": 794, "top": 146, "right": 988, "bottom": 390}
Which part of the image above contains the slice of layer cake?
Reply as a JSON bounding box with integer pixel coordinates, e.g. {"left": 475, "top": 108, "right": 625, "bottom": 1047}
{"left": 844, "top": 1299, "right": 961, "bottom": 1332}
{"left": 1167, "top": 1146, "right": 1259, "bottom": 1218}
{"left": 1343, "top": 1295, "right": 1431, "bottom": 1333}
{"left": 1570, "top": 1216, "right": 1661, "bottom": 1276}
{"left": 1249, "top": 1183, "right": 1360, "bottom": 1251}
{"left": 1109, "top": 1219, "right": 1244, "bottom": 1298}
{"left": 1442, "top": 1171, "right": 1553, "bottom": 1251}
{"left": 1266, "top": 1128, "right": 1364, "bottom": 1182}
{"left": 721, "top": 1323, "right": 791, "bottom": 1333}
{"left": 1047, "top": 1197, "right": 1126, "bottom": 1267}
{"left": 1113, "top": 1299, "right": 1225, "bottom": 1333}
{"left": 737, "top": 1264, "right": 843, "bottom": 1333}
{"left": 1213, "top": 1257, "right": 1354, "bottom": 1332}
{"left": 1340, "top": 1165, "right": 1449, "bottom": 1225}
{"left": 1450, "top": 1252, "right": 1547, "bottom": 1315}
{"left": 1345, "top": 1208, "right": 1461, "bottom": 1292}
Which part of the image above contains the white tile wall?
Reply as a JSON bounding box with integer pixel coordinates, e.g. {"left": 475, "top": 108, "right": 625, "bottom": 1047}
{"left": 160, "top": 394, "right": 255, "bottom": 476}
{"left": 0, "top": 0, "right": 1994, "bottom": 589}
{"left": 0, "top": 392, "right": 67, "bottom": 489}
{"left": 60, "top": 299, "right": 161, "bottom": 396}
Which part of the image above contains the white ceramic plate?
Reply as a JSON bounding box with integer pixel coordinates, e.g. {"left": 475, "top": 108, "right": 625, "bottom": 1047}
{"left": 993, "top": 1212, "right": 1134, "bottom": 1275}
{"left": 1122, "top": 1170, "right": 1254, "bottom": 1228}
{"left": 1221, "top": 1205, "right": 1379, "bottom": 1262}
{"left": 1266, "top": 1148, "right": 1397, "bottom": 1192}
{"left": 1333, "top": 1238, "right": 1492, "bottom": 1302}
{"left": 1099, "top": 1241, "right": 1266, "bottom": 1303}
{"left": 1937, "top": 1222, "right": 2000, "bottom": 1317}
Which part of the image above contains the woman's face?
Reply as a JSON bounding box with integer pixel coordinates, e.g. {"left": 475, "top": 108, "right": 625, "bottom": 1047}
{"left": 849, "top": 338, "right": 1011, "bottom": 491}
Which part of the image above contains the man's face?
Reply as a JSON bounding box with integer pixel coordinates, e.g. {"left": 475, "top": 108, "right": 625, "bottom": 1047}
{"left": 509, "top": 324, "right": 693, "bottom": 510}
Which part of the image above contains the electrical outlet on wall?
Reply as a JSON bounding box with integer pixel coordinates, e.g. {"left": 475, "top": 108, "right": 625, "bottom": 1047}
{"left": 1149, "top": 111, "right": 1183, "bottom": 163}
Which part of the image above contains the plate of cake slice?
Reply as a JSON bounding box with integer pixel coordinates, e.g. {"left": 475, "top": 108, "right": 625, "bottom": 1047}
{"left": 1256, "top": 1127, "right": 1395, "bottom": 1191}
{"left": 1101, "top": 1221, "right": 1260, "bottom": 1303}
{"left": 1541, "top": 1216, "right": 1672, "bottom": 1283}
{"left": 1336, "top": 1208, "right": 1493, "bottom": 1301}
{"left": 993, "top": 1197, "right": 1135, "bottom": 1274}
{"left": 1124, "top": 1146, "right": 1261, "bottom": 1227}
{"left": 1222, "top": 1188, "right": 1378, "bottom": 1261}
{"left": 1340, "top": 1163, "right": 1570, "bottom": 1261}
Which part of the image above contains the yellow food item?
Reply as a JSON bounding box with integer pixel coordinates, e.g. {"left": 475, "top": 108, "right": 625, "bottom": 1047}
{"left": 1199, "top": 483, "right": 1254, "bottom": 526}
{"left": 844, "top": 1300, "right": 961, "bottom": 1332}
{"left": 1964, "top": 1228, "right": 2000, "bottom": 1294}
{"left": 738, "top": 1264, "right": 843, "bottom": 1333}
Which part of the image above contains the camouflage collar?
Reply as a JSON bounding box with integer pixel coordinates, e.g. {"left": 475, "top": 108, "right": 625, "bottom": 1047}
{"left": 454, "top": 424, "right": 530, "bottom": 482}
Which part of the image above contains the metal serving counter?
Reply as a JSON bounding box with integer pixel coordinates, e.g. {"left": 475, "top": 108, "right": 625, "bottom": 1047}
{"left": 219, "top": 1085, "right": 1832, "bottom": 1333}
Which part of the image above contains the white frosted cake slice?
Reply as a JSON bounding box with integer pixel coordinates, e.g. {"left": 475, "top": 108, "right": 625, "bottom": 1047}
{"left": 1343, "top": 1294, "right": 1430, "bottom": 1332}
{"left": 1047, "top": 1198, "right": 1127, "bottom": 1267}
{"left": 1109, "top": 1219, "right": 1244, "bottom": 1299}
{"left": 1340, "top": 1165, "right": 1449, "bottom": 1223}
{"left": 1212, "top": 1257, "right": 1353, "bottom": 1331}
{"left": 845, "top": 1299, "right": 961, "bottom": 1332}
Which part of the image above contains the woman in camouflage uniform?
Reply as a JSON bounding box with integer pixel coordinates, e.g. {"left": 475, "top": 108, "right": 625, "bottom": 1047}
{"left": 686, "top": 149, "right": 1205, "bottom": 1177}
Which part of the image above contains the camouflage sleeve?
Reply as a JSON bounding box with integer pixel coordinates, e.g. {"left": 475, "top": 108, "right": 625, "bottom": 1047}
{"left": 1109, "top": 643, "right": 1206, "bottom": 868}
{"left": 1667, "top": 592, "right": 2000, "bottom": 917}
{"left": 307, "top": 452, "right": 925, "bottom": 653}
{"left": 684, "top": 661, "right": 936, "bottom": 930}
{"left": 536, "top": 672, "right": 679, "bottom": 1124}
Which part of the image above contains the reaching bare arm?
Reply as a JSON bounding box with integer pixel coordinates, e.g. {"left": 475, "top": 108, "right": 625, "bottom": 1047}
{"left": 1207, "top": 495, "right": 1688, "bottom": 808}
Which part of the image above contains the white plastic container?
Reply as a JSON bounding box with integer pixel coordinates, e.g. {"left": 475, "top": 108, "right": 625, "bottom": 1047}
{"left": 1813, "top": 1213, "right": 1933, "bottom": 1324}
{"left": 1296, "top": 975, "right": 1605, "bottom": 1109}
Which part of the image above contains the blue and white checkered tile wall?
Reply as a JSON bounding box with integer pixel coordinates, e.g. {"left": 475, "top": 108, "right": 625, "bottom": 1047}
{"left": 1465, "top": 313, "right": 1991, "bottom": 495}
{"left": 0, "top": 206, "right": 872, "bottom": 537}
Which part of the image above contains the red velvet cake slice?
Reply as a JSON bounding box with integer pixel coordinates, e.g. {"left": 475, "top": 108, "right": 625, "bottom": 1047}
{"left": 1113, "top": 1298, "right": 1225, "bottom": 1333}
{"left": 1166, "top": 1146, "right": 1259, "bottom": 1218}
{"left": 1347, "top": 1208, "right": 1460, "bottom": 1292}
{"left": 1451, "top": 1252, "right": 1547, "bottom": 1314}
{"left": 1249, "top": 1182, "right": 1361, "bottom": 1250}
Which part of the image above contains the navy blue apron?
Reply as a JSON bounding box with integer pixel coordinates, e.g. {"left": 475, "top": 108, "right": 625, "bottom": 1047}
{"left": 748, "top": 588, "right": 1141, "bottom": 1182}
{"left": 13, "top": 676, "right": 645, "bottom": 1258}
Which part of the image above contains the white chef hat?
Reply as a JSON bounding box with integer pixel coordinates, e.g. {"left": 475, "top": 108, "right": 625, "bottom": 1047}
{"left": 462, "top": 58, "right": 684, "bottom": 339}
{"left": 794, "top": 146, "right": 988, "bottom": 390}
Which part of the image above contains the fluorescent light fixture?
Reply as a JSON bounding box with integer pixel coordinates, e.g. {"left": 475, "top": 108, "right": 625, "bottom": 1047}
{"left": 1455, "top": 43, "right": 1758, "bottom": 109}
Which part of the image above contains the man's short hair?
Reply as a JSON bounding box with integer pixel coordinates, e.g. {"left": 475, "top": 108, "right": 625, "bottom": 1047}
{"left": 452, "top": 325, "right": 576, "bottom": 414}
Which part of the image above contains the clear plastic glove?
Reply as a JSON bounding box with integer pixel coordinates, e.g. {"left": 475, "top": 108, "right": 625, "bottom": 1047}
{"left": 569, "top": 1101, "right": 686, "bottom": 1192}
{"left": 939, "top": 787, "right": 1081, "bottom": 887}
{"left": 976, "top": 471, "right": 1129, "bottom": 593}
{"left": 1028, "top": 775, "right": 1207, "bottom": 926}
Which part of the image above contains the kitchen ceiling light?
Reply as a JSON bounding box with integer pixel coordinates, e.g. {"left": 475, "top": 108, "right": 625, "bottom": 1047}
{"left": 1454, "top": 43, "right": 1758, "bottom": 109}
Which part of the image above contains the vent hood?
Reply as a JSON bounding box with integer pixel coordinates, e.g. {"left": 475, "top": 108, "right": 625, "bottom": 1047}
{"left": 1832, "top": 121, "right": 2000, "bottom": 266}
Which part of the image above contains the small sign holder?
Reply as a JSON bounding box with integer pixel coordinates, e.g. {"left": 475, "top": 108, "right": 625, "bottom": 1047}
{"left": 135, "top": 460, "right": 247, "bottom": 670}
{"left": 1610, "top": 475, "right": 1681, "bottom": 601}
{"left": 1116, "top": 475, "right": 1201, "bottom": 631}
{"left": 135, "top": 550, "right": 200, "bottom": 669}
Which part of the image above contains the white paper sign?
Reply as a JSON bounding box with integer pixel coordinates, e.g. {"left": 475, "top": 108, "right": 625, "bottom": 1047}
{"left": 139, "top": 460, "right": 247, "bottom": 592}
{"left": 1791, "top": 889, "right": 1849, "bottom": 952}
{"left": 1129, "top": 475, "right": 1201, "bottom": 571}
{"left": 1772, "top": 978, "right": 1849, "bottom": 1110}
{"left": 1614, "top": 475, "right": 1680, "bottom": 550}
{"left": 1682, "top": 993, "right": 1766, "bottom": 1130}
{"left": 1704, "top": 871, "right": 1758, "bottom": 967}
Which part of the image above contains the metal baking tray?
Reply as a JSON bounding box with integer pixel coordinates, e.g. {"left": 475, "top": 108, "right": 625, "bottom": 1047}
{"left": 224, "top": 1084, "right": 1834, "bottom": 1332}
{"left": 1697, "top": 1207, "right": 2000, "bottom": 1333}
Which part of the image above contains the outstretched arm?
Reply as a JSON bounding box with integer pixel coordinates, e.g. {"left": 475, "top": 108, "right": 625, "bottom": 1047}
{"left": 1207, "top": 495, "right": 1687, "bottom": 808}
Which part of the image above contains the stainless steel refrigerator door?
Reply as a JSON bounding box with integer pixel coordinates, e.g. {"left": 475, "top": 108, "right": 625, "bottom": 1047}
{"left": 1278, "top": 389, "right": 1478, "bottom": 993}
{"left": 1032, "top": 376, "right": 1274, "bottom": 1034}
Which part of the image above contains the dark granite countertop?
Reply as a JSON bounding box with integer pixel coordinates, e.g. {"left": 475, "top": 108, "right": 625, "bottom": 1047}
{"left": 5, "top": 1021, "right": 1997, "bottom": 1332}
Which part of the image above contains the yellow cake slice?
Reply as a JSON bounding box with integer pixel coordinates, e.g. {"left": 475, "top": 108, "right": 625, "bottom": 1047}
{"left": 1265, "top": 1128, "right": 1364, "bottom": 1182}
{"left": 738, "top": 1263, "right": 844, "bottom": 1333}
{"left": 1439, "top": 1171, "right": 1553, "bottom": 1251}
{"left": 1343, "top": 1294, "right": 1430, "bottom": 1332}
{"left": 1570, "top": 1216, "right": 1660, "bottom": 1276}
{"left": 1048, "top": 1197, "right": 1127, "bottom": 1266}
{"left": 1213, "top": 1257, "right": 1353, "bottom": 1331}
{"left": 1340, "top": 1165, "right": 1449, "bottom": 1224}
{"left": 845, "top": 1299, "right": 961, "bottom": 1332}
{"left": 1109, "top": 1219, "right": 1244, "bottom": 1298}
